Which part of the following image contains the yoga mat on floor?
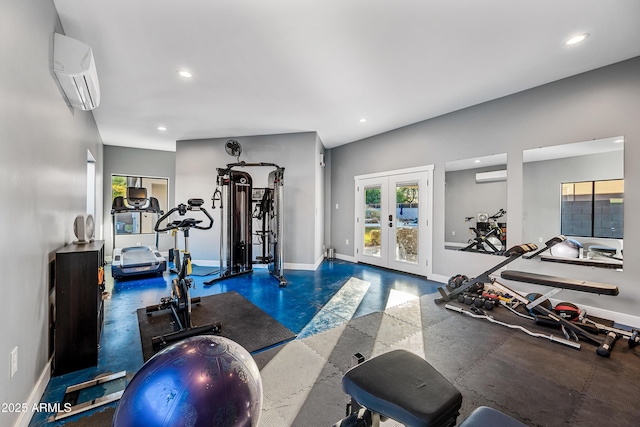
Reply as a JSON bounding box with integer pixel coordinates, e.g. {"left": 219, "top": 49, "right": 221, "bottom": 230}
{"left": 137, "top": 291, "right": 296, "bottom": 361}
{"left": 188, "top": 264, "right": 220, "bottom": 276}
{"left": 58, "top": 406, "right": 115, "bottom": 427}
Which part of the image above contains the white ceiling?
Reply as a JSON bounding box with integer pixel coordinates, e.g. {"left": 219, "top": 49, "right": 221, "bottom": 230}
{"left": 52, "top": 0, "right": 640, "bottom": 152}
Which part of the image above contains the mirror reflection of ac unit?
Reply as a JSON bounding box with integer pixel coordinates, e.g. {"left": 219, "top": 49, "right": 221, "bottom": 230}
{"left": 476, "top": 170, "right": 507, "bottom": 183}
{"left": 53, "top": 33, "right": 101, "bottom": 111}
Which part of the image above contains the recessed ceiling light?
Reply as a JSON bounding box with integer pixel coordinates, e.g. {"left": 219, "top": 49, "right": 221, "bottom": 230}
{"left": 157, "top": 126, "right": 167, "bottom": 131}
{"left": 359, "top": 118, "right": 367, "bottom": 123}
{"left": 177, "top": 70, "right": 192, "bottom": 78}
{"left": 474, "top": 160, "right": 481, "bottom": 163}
{"left": 566, "top": 33, "right": 589, "bottom": 45}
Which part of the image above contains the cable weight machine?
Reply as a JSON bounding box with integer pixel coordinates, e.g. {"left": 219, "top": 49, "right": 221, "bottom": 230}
{"left": 205, "top": 161, "right": 287, "bottom": 287}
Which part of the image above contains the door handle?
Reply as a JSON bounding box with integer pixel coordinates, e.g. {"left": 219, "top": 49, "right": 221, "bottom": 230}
{"left": 388, "top": 215, "right": 393, "bottom": 221}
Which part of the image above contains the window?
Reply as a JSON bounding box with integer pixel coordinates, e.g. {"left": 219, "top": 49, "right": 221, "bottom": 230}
{"left": 561, "top": 179, "right": 623, "bottom": 238}
{"left": 112, "top": 175, "right": 169, "bottom": 235}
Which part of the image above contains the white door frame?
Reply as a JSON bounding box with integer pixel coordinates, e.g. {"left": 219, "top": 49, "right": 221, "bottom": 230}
{"left": 354, "top": 165, "right": 434, "bottom": 277}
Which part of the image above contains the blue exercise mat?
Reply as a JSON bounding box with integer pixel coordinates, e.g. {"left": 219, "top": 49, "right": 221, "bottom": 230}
{"left": 188, "top": 264, "right": 219, "bottom": 276}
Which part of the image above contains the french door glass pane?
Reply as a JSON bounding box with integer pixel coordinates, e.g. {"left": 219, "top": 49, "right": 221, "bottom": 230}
{"left": 395, "top": 182, "right": 419, "bottom": 263}
{"left": 364, "top": 186, "right": 381, "bottom": 257}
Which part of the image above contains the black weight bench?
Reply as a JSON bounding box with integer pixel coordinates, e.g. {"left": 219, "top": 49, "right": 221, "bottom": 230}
{"left": 500, "top": 270, "right": 619, "bottom": 296}
{"left": 339, "top": 350, "right": 526, "bottom": 427}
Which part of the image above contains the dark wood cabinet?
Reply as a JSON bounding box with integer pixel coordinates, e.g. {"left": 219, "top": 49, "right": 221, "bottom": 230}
{"left": 54, "top": 240, "right": 105, "bottom": 375}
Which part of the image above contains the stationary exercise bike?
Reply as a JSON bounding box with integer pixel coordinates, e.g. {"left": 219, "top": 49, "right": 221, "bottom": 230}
{"left": 146, "top": 199, "right": 221, "bottom": 349}
{"left": 460, "top": 209, "right": 506, "bottom": 254}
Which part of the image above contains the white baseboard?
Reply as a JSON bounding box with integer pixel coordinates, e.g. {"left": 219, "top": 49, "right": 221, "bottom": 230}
{"left": 192, "top": 259, "right": 319, "bottom": 271}
{"left": 284, "top": 262, "right": 316, "bottom": 271}
{"left": 14, "top": 359, "right": 51, "bottom": 427}
{"left": 335, "top": 253, "right": 356, "bottom": 263}
{"left": 191, "top": 259, "right": 219, "bottom": 267}
{"left": 428, "top": 273, "right": 449, "bottom": 284}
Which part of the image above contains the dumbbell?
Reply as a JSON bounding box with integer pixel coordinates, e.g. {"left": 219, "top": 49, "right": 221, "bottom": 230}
{"left": 457, "top": 292, "right": 478, "bottom": 306}
{"left": 630, "top": 329, "right": 639, "bottom": 349}
{"left": 472, "top": 296, "right": 497, "bottom": 311}
{"left": 447, "top": 274, "right": 469, "bottom": 291}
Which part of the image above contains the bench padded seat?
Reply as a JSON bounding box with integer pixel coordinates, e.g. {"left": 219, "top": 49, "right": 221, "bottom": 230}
{"left": 342, "top": 350, "right": 462, "bottom": 427}
{"left": 459, "top": 406, "right": 527, "bottom": 427}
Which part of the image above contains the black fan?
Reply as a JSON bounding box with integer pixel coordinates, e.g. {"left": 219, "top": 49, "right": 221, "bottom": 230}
{"left": 225, "top": 140, "right": 242, "bottom": 160}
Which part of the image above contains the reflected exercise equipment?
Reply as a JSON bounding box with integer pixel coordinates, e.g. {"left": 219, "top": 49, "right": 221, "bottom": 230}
{"left": 460, "top": 208, "right": 506, "bottom": 254}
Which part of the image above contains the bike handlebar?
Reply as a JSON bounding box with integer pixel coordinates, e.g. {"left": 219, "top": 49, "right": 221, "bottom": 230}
{"left": 154, "top": 200, "right": 214, "bottom": 233}
{"left": 489, "top": 208, "right": 506, "bottom": 220}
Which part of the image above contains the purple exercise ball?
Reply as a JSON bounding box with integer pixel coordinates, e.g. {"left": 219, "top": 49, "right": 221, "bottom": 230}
{"left": 113, "top": 335, "right": 262, "bottom": 427}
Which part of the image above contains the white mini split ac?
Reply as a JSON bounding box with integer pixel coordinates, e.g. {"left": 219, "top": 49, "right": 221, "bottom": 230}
{"left": 475, "top": 170, "right": 507, "bottom": 183}
{"left": 53, "top": 33, "right": 100, "bottom": 110}
{"left": 74, "top": 214, "right": 95, "bottom": 244}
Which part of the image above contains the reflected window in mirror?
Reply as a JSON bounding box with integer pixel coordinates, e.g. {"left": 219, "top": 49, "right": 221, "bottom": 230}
{"left": 561, "top": 179, "right": 623, "bottom": 239}
{"left": 523, "top": 136, "right": 624, "bottom": 267}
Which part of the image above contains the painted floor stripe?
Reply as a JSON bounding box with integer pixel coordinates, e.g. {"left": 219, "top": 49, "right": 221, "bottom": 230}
{"left": 259, "top": 277, "right": 370, "bottom": 425}
{"left": 297, "top": 277, "right": 371, "bottom": 339}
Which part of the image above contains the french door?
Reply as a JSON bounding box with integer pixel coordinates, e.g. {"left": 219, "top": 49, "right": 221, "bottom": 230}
{"left": 355, "top": 166, "right": 433, "bottom": 276}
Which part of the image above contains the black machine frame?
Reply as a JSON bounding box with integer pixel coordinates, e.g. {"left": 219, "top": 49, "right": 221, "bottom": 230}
{"left": 205, "top": 162, "right": 287, "bottom": 287}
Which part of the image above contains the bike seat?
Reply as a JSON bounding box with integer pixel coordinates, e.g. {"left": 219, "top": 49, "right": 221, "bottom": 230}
{"left": 180, "top": 218, "right": 202, "bottom": 228}
{"left": 342, "top": 350, "right": 462, "bottom": 427}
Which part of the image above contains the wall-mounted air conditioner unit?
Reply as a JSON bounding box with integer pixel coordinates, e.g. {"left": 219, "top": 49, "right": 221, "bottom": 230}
{"left": 476, "top": 170, "right": 507, "bottom": 183}
{"left": 53, "top": 33, "right": 100, "bottom": 111}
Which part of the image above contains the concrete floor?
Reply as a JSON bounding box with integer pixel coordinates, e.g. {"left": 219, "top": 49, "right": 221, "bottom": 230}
{"left": 29, "top": 259, "right": 440, "bottom": 426}
{"left": 27, "top": 258, "right": 640, "bottom": 426}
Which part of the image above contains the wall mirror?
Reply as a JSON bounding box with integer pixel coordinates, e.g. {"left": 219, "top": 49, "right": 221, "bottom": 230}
{"left": 444, "top": 153, "right": 508, "bottom": 255}
{"left": 522, "top": 136, "right": 624, "bottom": 269}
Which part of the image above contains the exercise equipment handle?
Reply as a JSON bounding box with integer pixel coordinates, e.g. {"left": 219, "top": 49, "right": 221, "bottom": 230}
{"left": 154, "top": 206, "right": 183, "bottom": 232}
{"left": 154, "top": 203, "right": 214, "bottom": 232}
{"left": 192, "top": 206, "right": 214, "bottom": 230}
{"left": 523, "top": 235, "right": 567, "bottom": 259}
{"left": 489, "top": 208, "right": 506, "bottom": 220}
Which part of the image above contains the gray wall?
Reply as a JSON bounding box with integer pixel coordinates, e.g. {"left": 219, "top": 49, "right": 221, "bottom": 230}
{"left": 324, "top": 149, "right": 333, "bottom": 251}
{"left": 175, "top": 132, "right": 321, "bottom": 266}
{"left": 331, "top": 56, "right": 640, "bottom": 317}
{"left": 523, "top": 151, "right": 624, "bottom": 247}
{"left": 0, "top": 0, "right": 104, "bottom": 424}
{"left": 445, "top": 166, "right": 508, "bottom": 244}
{"left": 103, "top": 146, "right": 176, "bottom": 257}
{"left": 315, "top": 134, "right": 326, "bottom": 261}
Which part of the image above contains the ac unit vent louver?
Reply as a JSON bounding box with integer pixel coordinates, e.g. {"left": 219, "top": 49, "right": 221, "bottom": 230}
{"left": 53, "top": 33, "right": 100, "bottom": 111}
